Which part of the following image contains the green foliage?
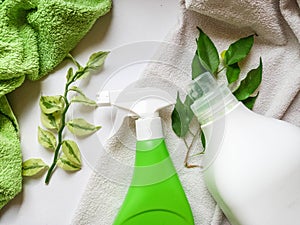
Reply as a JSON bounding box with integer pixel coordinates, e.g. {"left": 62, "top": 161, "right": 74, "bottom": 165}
{"left": 61, "top": 140, "right": 81, "bottom": 167}
{"left": 196, "top": 27, "right": 220, "bottom": 75}
{"left": 66, "top": 67, "right": 75, "bottom": 83}
{"left": 39, "top": 95, "right": 64, "bottom": 114}
{"left": 40, "top": 111, "right": 61, "bottom": 131}
{"left": 67, "top": 118, "right": 101, "bottom": 136}
{"left": 226, "top": 63, "right": 240, "bottom": 84}
{"left": 172, "top": 28, "right": 262, "bottom": 165}
{"left": 200, "top": 131, "right": 206, "bottom": 149}
{"left": 171, "top": 94, "right": 194, "bottom": 138}
{"left": 38, "top": 127, "right": 57, "bottom": 151}
{"left": 233, "top": 58, "right": 262, "bottom": 100}
{"left": 22, "top": 159, "right": 49, "bottom": 177}
{"left": 242, "top": 92, "right": 259, "bottom": 110}
{"left": 57, "top": 154, "right": 81, "bottom": 171}
{"left": 192, "top": 52, "right": 208, "bottom": 79}
{"left": 69, "top": 86, "right": 98, "bottom": 106}
{"left": 24, "top": 51, "right": 109, "bottom": 184}
{"left": 87, "top": 51, "right": 110, "bottom": 70}
{"left": 224, "top": 35, "right": 254, "bottom": 65}
{"left": 76, "top": 51, "right": 109, "bottom": 80}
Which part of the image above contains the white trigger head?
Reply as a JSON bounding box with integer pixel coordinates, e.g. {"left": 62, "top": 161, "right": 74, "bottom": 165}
{"left": 96, "top": 87, "right": 175, "bottom": 139}
{"left": 96, "top": 87, "right": 175, "bottom": 118}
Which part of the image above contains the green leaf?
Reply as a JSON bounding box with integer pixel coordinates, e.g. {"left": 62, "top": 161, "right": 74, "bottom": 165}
{"left": 233, "top": 58, "right": 263, "bottom": 100}
{"left": 226, "top": 63, "right": 240, "bottom": 84}
{"left": 196, "top": 27, "right": 220, "bottom": 74}
{"left": 61, "top": 140, "right": 81, "bottom": 166}
{"left": 69, "top": 86, "right": 85, "bottom": 95}
{"left": 38, "top": 126, "right": 57, "bottom": 151}
{"left": 40, "top": 111, "right": 61, "bottom": 131}
{"left": 75, "top": 51, "right": 110, "bottom": 80}
{"left": 192, "top": 52, "right": 208, "bottom": 80}
{"left": 67, "top": 118, "right": 101, "bottom": 136}
{"left": 171, "top": 94, "right": 194, "bottom": 138}
{"left": 87, "top": 51, "right": 110, "bottom": 70}
{"left": 39, "top": 95, "right": 65, "bottom": 114}
{"left": 71, "top": 95, "right": 97, "bottom": 106}
{"left": 224, "top": 35, "right": 254, "bottom": 65}
{"left": 66, "top": 67, "right": 75, "bottom": 83}
{"left": 69, "top": 86, "right": 97, "bottom": 106}
{"left": 200, "top": 131, "right": 206, "bottom": 150}
{"left": 22, "top": 158, "right": 49, "bottom": 176}
{"left": 57, "top": 154, "right": 81, "bottom": 171}
{"left": 242, "top": 92, "right": 259, "bottom": 110}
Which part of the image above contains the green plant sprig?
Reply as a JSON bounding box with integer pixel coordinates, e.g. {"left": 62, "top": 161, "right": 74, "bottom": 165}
{"left": 22, "top": 51, "right": 109, "bottom": 184}
{"left": 183, "top": 128, "right": 203, "bottom": 168}
{"left": 172, "top": 27, "right": 262, "bottom": 167}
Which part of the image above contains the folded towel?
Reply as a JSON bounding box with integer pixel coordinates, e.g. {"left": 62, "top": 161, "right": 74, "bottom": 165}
{"left": 0, "top": 96, "right": 21, "bottom": 210}
{"left": 0, "top": 0, "right": 111, "bottom": 210}
{"left": 72, "top": 0, "right": 299, "bottom": 224}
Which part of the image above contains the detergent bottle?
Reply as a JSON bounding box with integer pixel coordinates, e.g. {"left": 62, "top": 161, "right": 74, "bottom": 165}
{"left": 188, "top": 72, "right": 300, "bottom": 225}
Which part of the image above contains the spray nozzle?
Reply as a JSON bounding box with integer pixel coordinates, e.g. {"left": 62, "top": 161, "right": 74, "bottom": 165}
{"left": 96, "top": 87, "right": 175, "bottom": 140}
{"left": 97, "top": 87, "right": 175, "bottom": 118}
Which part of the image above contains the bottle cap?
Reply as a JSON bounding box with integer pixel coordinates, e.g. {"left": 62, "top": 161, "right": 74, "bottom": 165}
{"left": 187, "top": 72, "right": 237, "bottom": 125}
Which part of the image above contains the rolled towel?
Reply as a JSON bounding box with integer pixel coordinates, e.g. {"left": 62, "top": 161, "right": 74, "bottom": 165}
{"left": 0, "top": 96, "right": 21, "bottom": 210}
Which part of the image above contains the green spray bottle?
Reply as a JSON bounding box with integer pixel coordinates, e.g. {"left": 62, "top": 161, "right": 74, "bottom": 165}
{"left": 97, "top": 87, "right": 195, "bottom": 225}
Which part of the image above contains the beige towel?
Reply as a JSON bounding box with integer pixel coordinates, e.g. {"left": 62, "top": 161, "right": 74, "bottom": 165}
{"left": 72, "top": 0, "right": 300, "bottom": 224}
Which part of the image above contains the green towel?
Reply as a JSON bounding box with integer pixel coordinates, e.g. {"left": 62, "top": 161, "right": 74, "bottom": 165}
{"left": 0, "top": 96, "right": 21, "bottom": 209}
{"left": 0, "top": 0, "right": 111, "bottom": 210}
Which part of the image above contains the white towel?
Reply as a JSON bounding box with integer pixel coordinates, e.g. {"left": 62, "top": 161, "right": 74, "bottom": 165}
{"left": 72, "top": 0, "right": 300, "bottom": 224}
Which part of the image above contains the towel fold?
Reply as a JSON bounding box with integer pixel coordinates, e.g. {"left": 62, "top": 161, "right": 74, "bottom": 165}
{"left": 0, "top": 0, "right": 112, "bottom": 84}
{"left": 280, "top": 0, "right": 300, "bottom": 44}
{"left": 185, "top": 0, "right": 287, "bottom": 45}
{"left": 0, "top": 96, "right": 21, "bottom": 210}
{"left": 72, "top": 0, "right": 299, "bottom": 224}
{"left": 0, "top": 0, "right": 111, "bottom": 210}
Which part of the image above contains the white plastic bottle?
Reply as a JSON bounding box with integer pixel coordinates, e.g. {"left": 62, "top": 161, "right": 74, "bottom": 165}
{"left": 188, "top": 72, "right": 300, "bottom": 225}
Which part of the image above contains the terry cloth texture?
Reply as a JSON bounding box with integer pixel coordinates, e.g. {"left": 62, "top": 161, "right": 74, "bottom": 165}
{"left": 0, "top": 96, "right": 22, "bottom": 210}
{"left": 72, "top": 0, "right": 299, "bottom": 225}
{"left": 0, "top": 0, "right": 111, "bottom": 210}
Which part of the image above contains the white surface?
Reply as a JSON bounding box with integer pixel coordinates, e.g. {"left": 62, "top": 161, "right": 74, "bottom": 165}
{"left": 0, "top": 1, "right": 180, "bottom": 224}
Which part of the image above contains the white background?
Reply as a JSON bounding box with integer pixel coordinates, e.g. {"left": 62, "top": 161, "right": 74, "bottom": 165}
{"left": 0, "top": 0, "right": 180, "bottom": 224}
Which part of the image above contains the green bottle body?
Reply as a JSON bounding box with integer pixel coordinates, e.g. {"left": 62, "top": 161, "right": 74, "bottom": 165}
{"left": 112, "top": 138, "right": 194, "bottom": 225}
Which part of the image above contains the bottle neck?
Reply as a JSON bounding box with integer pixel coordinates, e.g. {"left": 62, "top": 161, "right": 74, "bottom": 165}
{"left": 135, "top": 117, "right": 164, "bottom": 141}
{"left": 191, "top": 85, "right": 239, "bottom": 125}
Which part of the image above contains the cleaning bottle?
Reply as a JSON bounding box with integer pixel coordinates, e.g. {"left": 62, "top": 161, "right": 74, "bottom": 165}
{"left": 97, "top": 87, "right": 195, "bottom": 225}
{"left": 188, "top": 72, "right": 300, "bottom": 225}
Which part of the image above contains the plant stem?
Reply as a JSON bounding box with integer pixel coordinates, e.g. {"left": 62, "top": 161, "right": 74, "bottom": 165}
{"left": 216, "top": 66, "right": 226, "bottom": 74}
{"left": 183, "top": 128, "right": 201, "bottom": 168}
{"left": 45, "top": 81, "right": 72, "bottom": 184}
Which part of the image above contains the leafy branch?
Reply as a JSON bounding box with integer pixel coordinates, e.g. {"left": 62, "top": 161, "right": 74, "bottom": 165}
{"left": 22, "top": 51, "right": 109, "bottom": 184}
{"left": 172, "top": 27, "right": 262, "bottom": 167}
